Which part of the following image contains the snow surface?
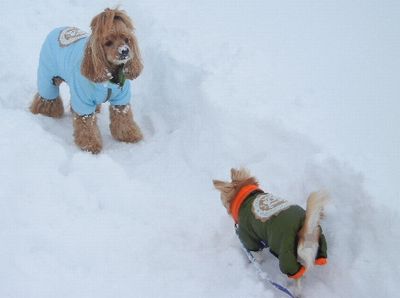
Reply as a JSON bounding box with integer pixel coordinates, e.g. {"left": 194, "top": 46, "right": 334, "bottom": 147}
{"left": 0, "top": 0, "right": 399, "bottom": 297}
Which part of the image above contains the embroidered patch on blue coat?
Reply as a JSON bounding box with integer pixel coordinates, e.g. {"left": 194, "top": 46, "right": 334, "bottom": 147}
{"left": 251, "top": 193, "right": 292, "bottom": 222}
{"left": 59, "top": 27, "right": 88, "bottom": 47}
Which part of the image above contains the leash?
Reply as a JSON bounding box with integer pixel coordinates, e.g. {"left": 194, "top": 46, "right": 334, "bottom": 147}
{"left": 235, "top": 225, "right": 298, "bottom": 298}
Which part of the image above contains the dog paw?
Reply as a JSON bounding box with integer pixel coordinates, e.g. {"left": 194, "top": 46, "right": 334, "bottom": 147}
{"left": 73, "top": 113, "right": 103, "bottom": 154}
{"left": 112, "top": 122, "right": 143, "bottom": 143}
{"left": 109, "top": 105, "right": 143, "bottom": 143}
{"left": 77, "top": 137, "right": 103, "bottom": 154}
{"left": 30, "top": 93, "right": 64, "bottom": 118}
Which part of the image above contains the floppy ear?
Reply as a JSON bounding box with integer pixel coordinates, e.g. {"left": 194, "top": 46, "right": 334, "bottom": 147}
{"left": 81, "top": 11, "right": 111, "bottom": 82}
{"left": 111, "top": 9, "right": 143, "bottom": 80}
{"left": 213, "top": 180, "right": 233, "bottom": 193}
{"left": 124, "top": 34, "right": 143, "bottom": 80}
{"left": 81, "top": 38, "right": 110, "bottom": 82}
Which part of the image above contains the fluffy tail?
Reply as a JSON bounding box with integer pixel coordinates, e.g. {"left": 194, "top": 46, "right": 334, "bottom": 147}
{"left": 297, "top": 191, "right": 329, "bottom": 270}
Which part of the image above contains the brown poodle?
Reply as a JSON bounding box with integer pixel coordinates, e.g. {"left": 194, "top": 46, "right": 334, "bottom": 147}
{"left": 30, "top": 8, "right": 143, "bottom": 153}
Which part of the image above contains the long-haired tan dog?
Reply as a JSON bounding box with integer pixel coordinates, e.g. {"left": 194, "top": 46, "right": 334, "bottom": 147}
{"left": 213, "top": 168, "right": 329, "bottom": 281}
{"left": 30, "top": 8, "right": 143, "bottom": 153}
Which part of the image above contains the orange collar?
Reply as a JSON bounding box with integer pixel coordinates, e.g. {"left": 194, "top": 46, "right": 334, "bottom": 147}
{"left": 230, "top": 184, "right": 261, "bottom": 223}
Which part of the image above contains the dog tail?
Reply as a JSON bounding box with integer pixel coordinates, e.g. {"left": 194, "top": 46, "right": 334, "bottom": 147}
{"left": 297, "top": 191, "right": 329, "bottom": 270}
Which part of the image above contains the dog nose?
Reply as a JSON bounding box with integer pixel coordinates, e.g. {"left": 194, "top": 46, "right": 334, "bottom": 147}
{"left": 121, "top": 48, "right": 129, "bottom": 56}
{"left": 119, "top": 46, "right": 130, "bottom": 59}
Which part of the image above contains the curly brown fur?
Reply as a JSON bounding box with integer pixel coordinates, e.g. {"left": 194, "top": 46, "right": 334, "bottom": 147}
{"left": 213, "top": 168, "right": 259, "bottom": 213}
{"left": 81, "top": 8, "right": 143, "bottom": 82}
{"left": 30, "top": 8, "right": 143, "bottom": 153}
{"left": 109, "top": 105, "right": 143, "bottom": 143}
{"left": 30, "top": 93, "right": 64, "bottom": 118}
{"left": 73, "top": 112, "right": 102, "bottom": 154}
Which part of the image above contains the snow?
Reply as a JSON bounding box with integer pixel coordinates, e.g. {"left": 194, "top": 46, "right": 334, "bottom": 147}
{"left": 0, "top": 0, "right": 399, "bottom": 297}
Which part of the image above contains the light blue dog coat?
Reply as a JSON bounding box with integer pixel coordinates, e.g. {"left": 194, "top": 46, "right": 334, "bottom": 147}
{"left": 37, "top": 27, "right": 131, "bottom": 115}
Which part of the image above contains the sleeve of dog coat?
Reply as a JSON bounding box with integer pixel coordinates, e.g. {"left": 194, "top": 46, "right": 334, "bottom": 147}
{"left": 109, "top": 82, "right": 132, "bottom": 106}
{"left": 279, "top": 235, "right": 303, "bottom": 278}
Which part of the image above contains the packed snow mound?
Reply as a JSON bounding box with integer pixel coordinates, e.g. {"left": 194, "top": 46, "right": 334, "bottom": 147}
{"left": 0, "top": 1, "right": 398, "bottom": 298}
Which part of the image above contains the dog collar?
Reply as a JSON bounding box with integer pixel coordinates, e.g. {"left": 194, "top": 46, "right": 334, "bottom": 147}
{"left": 230, "top": 184, "right": 261, "bottom": 224}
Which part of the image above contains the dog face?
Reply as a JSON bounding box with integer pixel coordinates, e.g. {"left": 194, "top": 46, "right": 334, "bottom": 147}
{"left": 81, "top": 8, "right": 143, "bottom": 82}
{"left": 102, "top": 20, "right": 134, "bottom": 65}
{"left": 213, "top": 168, "right": 259, "bottom": 213}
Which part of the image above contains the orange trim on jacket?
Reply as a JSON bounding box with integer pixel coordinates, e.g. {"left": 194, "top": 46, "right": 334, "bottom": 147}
{"left": 230, "top": 184, "right": 261, "bottom": 223}
{"left": 315, "top": 258, "right": 328, "bottom": 266}
{"left": 289, "top": 266, "right": 306, "bottom": 279}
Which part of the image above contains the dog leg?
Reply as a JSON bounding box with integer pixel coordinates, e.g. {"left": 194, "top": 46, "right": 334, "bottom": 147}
{"left": 295, "top": 278, "right": 302, "bottom": 297}
{"left": 287, "top": 278, "right": 303, "bottom": 298}
{"left": 73, "top": 112, "right": 102, "bottom": 154}
{"left": 30, "top": 93, "right": 64, "bottom": 118}
{"left": 109, "top": 104, "right": 143, "bottom": 143}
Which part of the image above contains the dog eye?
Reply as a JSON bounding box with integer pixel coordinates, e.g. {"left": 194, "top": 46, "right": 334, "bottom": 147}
{"left": 104, "top": 40, "right": 113, "bottom": 47}
{"left": 124, "top": 38, "right": 130, "bottom": 43}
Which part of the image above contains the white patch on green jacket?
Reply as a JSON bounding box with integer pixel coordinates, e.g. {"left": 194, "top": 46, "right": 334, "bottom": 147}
{"left": 251, "top": 193, "right": 292, "bottom": 222}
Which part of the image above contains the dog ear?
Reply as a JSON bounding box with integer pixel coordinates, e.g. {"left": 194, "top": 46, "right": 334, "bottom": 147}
{"left": 230, "top": 167, "right": 251, "bottom": 182}
{"left": 124, "top": 34, "right": 143, "bottom": 80}
{"left": 230, "top": 168, "right": 238, "bottom": 179}
{"left": 81, "top": 39, "right": 110, "bottom": 82}
{"left": 213, "top": 180, "right": 232, "bottom": 193}
{"left": 81, "top": 10, "right": 112, "bottom": 82}
{"left": 111, "top": 9, "right": 143, "bottom": 80}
